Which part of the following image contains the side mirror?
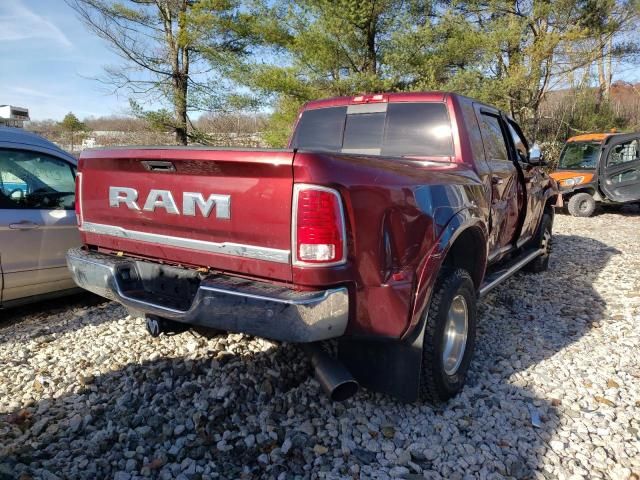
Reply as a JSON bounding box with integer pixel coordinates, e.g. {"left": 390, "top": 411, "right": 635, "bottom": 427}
{"left": 529, "top": 143, "right": 545, "bottom": 165}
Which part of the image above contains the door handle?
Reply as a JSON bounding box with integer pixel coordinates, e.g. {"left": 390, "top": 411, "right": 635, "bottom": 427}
{"left": 9, "top": 221, "right": 41, "bottom": 230}
{"left": 491, "top": 177, "right": 504, "bottom": 185}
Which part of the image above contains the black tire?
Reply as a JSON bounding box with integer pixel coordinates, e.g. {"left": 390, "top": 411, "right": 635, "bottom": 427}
{"left": 420, "top": 268, "right": 477, "bottom": 404}
{"left": 567, "top": 192, "right": 596, "bottom": 217}
{"left": 600, "top": 203, "right": 624, "bottom": 213}
{"left": 524, "top": 212, "right": 553, "bottom": 273}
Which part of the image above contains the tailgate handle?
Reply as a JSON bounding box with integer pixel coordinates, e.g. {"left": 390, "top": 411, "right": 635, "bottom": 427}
{"left": 142, "top": 160, "right": 176, "bottom": 172}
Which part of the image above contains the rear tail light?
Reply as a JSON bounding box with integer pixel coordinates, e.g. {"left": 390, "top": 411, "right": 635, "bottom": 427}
{"left": 293, "top": 184, "right": 347, "bottom": 266}
{"left": 74, "top": 172, "right": 82, "bottom": 226}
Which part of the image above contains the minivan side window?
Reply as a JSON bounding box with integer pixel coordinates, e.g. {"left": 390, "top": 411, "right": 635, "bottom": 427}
{"left": 0, "top": 149, "right": 75, "bottom": 210}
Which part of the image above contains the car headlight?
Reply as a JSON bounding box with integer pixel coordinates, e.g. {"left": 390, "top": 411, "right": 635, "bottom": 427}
{"left": 562, "top": 176, "right": 585, "bottom": 187}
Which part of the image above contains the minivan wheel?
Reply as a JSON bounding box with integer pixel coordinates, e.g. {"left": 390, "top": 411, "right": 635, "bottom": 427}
{"left": 420, "top": 268, "right": 477, "bottom": 403}
{"left": 567, "top": 192, "right": 596, "bottom": 217}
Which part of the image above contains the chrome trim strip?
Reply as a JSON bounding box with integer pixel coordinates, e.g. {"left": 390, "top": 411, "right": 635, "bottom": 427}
{"left": 80, "top": 221, "right": 291, "bottom": 264}
{"left": 0, "top": 223, "right": 77, "bottom": 231}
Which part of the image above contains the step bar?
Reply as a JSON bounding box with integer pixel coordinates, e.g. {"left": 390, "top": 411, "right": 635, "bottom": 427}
{"left": 478, "top": 248, "right": 545, "bottom": 298}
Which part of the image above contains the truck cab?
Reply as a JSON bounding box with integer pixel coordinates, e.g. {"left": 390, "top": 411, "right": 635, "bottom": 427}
{"left": 552, "top": 132, "right": 640, "bottom": 216}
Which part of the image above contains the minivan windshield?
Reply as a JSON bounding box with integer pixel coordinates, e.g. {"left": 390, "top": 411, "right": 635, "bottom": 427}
{"left": 291, "top": 102, "right": 454, "bottom": 158}
{"left": 558, "top": 141, "right": 601, "bottom": 170}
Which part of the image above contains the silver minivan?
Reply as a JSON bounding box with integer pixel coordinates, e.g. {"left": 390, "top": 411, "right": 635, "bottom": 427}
{"left": 0, "top": 127, "right": 80, "bottom": 308}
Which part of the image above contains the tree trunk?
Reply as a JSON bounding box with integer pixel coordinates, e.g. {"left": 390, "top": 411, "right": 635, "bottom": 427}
{"left": 365, "top": 29, "right": 377, "bottom": 74}
{"left": 606, "top": 36, "right": 613, "bottom": 101}
{"left": 174, "top": 73, "right": 188, "bottom": 145}
{"left": 363, "top": 15, "right": 377, "bottom": 75}
{"left": 596, "top": 36, "right": 611, "bottom": 104}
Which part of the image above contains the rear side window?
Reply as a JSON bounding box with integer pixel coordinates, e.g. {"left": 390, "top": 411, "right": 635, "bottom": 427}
{"left": 607, "top": 138, "right": 640, "bottom": 166}
{"left": 292, "top": 102, "right": 454, "bottom": 158}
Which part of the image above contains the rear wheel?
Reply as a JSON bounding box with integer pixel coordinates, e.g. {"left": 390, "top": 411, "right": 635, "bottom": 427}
{"left": 567, "top": 192, "right": 596, "bottom": 217}
{"left": 524, "top": 212, "right": 553, "bottom": 273}
{"left": 420, "top": 268, "right": 477, "bottom": 403}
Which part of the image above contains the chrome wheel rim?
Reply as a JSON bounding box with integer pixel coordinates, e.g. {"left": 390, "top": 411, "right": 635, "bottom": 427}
{"left": 442, "top": 294, "right": 469, "bottom": 376}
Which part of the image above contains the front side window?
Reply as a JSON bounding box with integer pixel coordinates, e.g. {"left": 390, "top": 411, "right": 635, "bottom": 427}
{"left": 291, "top": 102, "right": 454, "bottom": 158}
{"left": 507, "top": 121, "right": 528, "bottom": 162}
{"left": 558, "top": 142, "right": 601, "bottom": 170}
{"left": 479, "top": 113, "right": 509, "bottom": 161}
{"left": 607, "top": 139, "right": 640, "bottom": 166}
{"left": 0, "top": 149, "right": 75, "bottom": 209}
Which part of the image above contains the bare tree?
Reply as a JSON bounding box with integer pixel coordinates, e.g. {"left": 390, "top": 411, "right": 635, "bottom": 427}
{"left": 67, "top": 0, "right": 251, "bottom": 145}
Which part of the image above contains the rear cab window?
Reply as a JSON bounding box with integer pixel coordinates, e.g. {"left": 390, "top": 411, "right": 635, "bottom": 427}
{"left": 291, "top": 101, "right": 454, "bottom": 159}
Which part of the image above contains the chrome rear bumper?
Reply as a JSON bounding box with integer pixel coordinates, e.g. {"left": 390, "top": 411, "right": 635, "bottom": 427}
{"left": 66, "top": 248, "right": 349, "bottom": 342}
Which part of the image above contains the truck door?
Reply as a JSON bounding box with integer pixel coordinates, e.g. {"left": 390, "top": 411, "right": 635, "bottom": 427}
{"left": 475, "top": 107, "right": 523, "bottom": 262}
{"left": 506, "top": 119, "right": 545, "bottom": 247}
{"left": 599, "top": 134, "right": 640, "bottom": 203}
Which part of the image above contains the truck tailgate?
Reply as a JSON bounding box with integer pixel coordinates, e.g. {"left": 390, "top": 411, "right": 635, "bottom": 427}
{"left": 78, "top": 148, "right": 295, "bottom": 282}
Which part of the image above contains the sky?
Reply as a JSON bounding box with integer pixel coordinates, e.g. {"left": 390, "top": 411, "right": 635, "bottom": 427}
{"left": 0, "top": 0, "right": 134, "bottom": 120}
{"left": 1, "top": 1, "right": 639, "bottom": 122}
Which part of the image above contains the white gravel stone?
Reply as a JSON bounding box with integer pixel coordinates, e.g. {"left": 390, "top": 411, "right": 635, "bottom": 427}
{"left": 1, "top": 210, "right": 640, "bottom": 479}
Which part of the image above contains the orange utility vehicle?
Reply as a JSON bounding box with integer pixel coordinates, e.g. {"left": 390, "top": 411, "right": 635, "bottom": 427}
{"left": 551, "top": 132, "right": 640, "bottom": 216}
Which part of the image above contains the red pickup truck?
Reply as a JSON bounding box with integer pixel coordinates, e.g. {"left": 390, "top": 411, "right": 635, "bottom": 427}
{"left": 67, "top": 92, "right": 557, "bottom": 403}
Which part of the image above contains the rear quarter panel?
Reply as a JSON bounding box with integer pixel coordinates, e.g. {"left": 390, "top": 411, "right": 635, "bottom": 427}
{"left": 293, "top": 152, "right": 488, "bottom": 337}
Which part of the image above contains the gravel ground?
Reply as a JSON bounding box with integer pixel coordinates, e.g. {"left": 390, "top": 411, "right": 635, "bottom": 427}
{"left": 1, "top": 209, "right": 639, "bottom": 480}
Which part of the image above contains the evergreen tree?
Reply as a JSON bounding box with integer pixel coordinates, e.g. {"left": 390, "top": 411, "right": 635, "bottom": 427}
{"left": 232, "top": 0, "right": 638, "bottom": 145}
{"left": 67, "top": 0, "right": 254, "bottom": 145}
{"left": 59, "top": 113, "right": 88, "bottom": 151}
{"left": 233, "top": 0, "right": 440, "bottom": 145}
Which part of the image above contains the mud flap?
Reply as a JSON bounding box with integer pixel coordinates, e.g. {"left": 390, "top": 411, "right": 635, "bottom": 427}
{"left": 338, "top": 323, "right": 425, "bottom": 403}
{"left": 555, "top": 193, "right": 564, "bottom": 208}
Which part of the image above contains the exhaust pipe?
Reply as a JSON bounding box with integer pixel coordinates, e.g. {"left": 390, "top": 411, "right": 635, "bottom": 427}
{"left": 303, "top": 343, "right": 359, "bottom": 401}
